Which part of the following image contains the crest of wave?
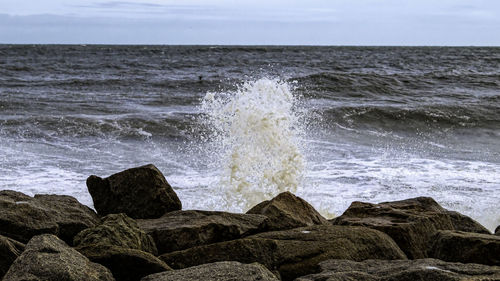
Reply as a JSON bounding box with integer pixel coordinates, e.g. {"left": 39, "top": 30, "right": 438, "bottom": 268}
{"left": 201, "top": 78, "right": 305, "bottom": 212}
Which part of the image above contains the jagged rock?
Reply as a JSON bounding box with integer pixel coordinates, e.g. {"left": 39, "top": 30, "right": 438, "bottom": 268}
{"left": 246, "top": 192, "right": 328, "bottom": 231}
{"left": 0, "top": 190, "right": 99, "bottom": 244}
{"left": 77, "top": 245, "right": 171, "bottom": 281}
{"left": 295, "top": 258, "right": 500, "bottom": 281}
{"left": 3, "top": 234, "right": 114, "bottom": 281}
{"left": 0, "top": 235, "right": 25, "bottom": 279}
{"left": 331, "top": 197, "right": 490, "bottom": 259}
{"left": 160, "top": 225, "right": 406, "bottom": 281}
{"left": 140, "top": 261, "right": 279, "bottom": 281}
{"left": 87, "top": 164, "right": 181, "bottom": 219}
{"left": 137, "top": 210, "right": 269, "bottom": 254}
{"left": 496, "top": 225, "right": 500, "bottom": 236}
{"left": 74, "top": 213, "right": 157, "bottom": 255}
{"left": 429, "top": 230, "right": 500, "bottom": 266}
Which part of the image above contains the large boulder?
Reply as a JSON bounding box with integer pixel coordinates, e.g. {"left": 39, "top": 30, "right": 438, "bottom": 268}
{"left": 77, "top": 245, "right": 171, "bottom": 281}
{"left": 0, "top": 235, "right": 25, "bottom": 279}
{"left": 87, "top": 164, "right": 181, "bottom": 219}
{"left": 246, "top": 192, "right": 329, "bottom": 231}
{"left": 331, "top": 197, "right": 490, "bottom": 259}
{"left": 74, "top": 213, "right": 157, "bottom": 255}
{"left": 496, "top": 225, "right": 499, "bottom": 236}
{"left": 0, "top": 190, "right": 99, "bottom": 244}
{"left": 428, "top": 230, "right": 500, "bottom": 266}
{"left": 3, "top": 234, "right": 114, "bottom": 281}
{"left": 160, "top": 225, "right": 406, "bottom": 281}
{"left": 295, "top": 258, "right": 500, "bottom": 281}
{"left": 74, "top": 213, "right": 168, "bottom": 281}
{"left": 137, "top": 210, "right": 269, "bottom": 254}
{"left": 141, "top": 261, "right": 279, "bottom": 281}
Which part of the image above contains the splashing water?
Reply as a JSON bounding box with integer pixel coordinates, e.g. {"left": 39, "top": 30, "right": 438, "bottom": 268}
{"left": 201, "top": 78, "right": 306, "bottom": 211}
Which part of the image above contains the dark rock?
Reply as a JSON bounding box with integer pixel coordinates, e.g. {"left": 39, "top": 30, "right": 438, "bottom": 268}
{"left": 429, "top": 230, "right": 500, "bottom": 266}
{"left": 137, "top": 210, "right": 269, "bottom": 254}
{"left": 0, "top": 235, "right": 25, "bottom": 279}
{"left": 74, "top": 213, "right": 157, "bottom": 255}
{"left": 77, "top": 245, "right": 171, "bottom": 281}
{"left": 295, "top": 258, "right": 500, "bottom": 281}
{"left": 246, "top": 191, "right": 328, "bottom": 231}
{"left": 331, "top": 197, "right": 490, "bottom": 259}
{"left": 87, "top": 164, "right": 181, "bottom": 219}
{"left": 140, "top": 261, "right": 279, "bottom": 281}
{"left": 496, "top": 225, "right": 500, "bottom": 236}
{"left": 3, "top": 234, "right": 114, "bottom": 281}
{"left": 0, "top": 190, "right": 99, "bottom": 244}
{"left": 160, "top": 225, "right": 406, "bottom": 281}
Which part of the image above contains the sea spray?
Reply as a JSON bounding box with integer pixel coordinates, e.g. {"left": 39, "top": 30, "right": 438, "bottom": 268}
{"left": 201, "top": 78, "right": 306, "bottom": 211}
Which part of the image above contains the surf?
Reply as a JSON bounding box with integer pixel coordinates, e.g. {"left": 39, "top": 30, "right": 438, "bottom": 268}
{"left": 200, "top": 78, "right": 306, "bottom": 211}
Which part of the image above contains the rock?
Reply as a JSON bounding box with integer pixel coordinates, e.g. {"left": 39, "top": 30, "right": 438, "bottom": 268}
{"left": 74, "top": 213, "right": 168, "bottom": 281}
{"left": 246, "top": 192, "right": 328, "bottom": 231}
{"left": 331, "top": 197, "right": 490, "bottom": 259}
{"left": 77, "top": 245, "right": 171, "bottom": 281}
{"left": 295, "top": 258, "right": 500, "bottom": 281}
{"left": 87, "top": 164, "right": 181, "bottom": 219}
{"left": 137, "top": 210, "right": 269, "bottom": 254}
{"left": 0, "top": 190, "right": 99, "bottom": 244}
{"left": 160, "top": 225, "right": 406, "bottom": 281}
{"left": 496, "top": 225, "right": 500, "bottom": 236}
{"left": 74, "top": 213, "right": 157, "bottom": 255}
{"left": 0, "top": 235, "right": 25, "bottom": 279}
{"left": 140, "top": 261, "right": 279, "bottom": 281}
{"left": 3, "top": 234, "right": 114, "bottom": 281}
{"left": 428, "top": 230, "right": 500, "bottom": 266}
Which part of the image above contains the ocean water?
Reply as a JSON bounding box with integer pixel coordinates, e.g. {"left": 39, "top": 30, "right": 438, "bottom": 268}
{"left": 1, "top": 45, "right": 499, "bottom": 231}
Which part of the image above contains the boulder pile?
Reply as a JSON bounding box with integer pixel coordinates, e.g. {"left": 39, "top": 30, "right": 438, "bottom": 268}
{"left": 2, "top": 164, "right": 499, "bottom": 281}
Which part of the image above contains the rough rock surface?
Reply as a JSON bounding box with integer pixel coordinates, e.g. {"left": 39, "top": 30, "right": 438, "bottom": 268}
{"left": 429, "top": 230, "right": 500, "bottom": 266}
{"left": 138, "top": 210, "right": 269, "bottom": 254}
{"left": 160, "top": 225, "right": 406, "bottom": 281}
{"left": 3, "top": 234, "right": 114, "bottom": 281}
{"left": 77, "top": 245, "right": 171, "bottom": 281}
{"left": 246, "top": 191, "right": 328, "bottom": 231}
{"left": 295, "top": 258, "right": 500, "bottom": 281}
{"left": 87, "top": 164, "right": 181, "bottom": 219}
{"left": 0, "top": 235, "right": 25, "bottom": 279}
{"left": 0, "top": 190, "right": 99, "bottom": 244}
{"left": 74, "top": 213, "right": 157, "bottom": 255}
{"left": 496, "top": 225, "right": 500, "bottom": 236}
{"left": 331, "top": 197, "right": 490, "bottom": 259}
{"left": 141, "top": 261, "right": 279, "bottom": 281}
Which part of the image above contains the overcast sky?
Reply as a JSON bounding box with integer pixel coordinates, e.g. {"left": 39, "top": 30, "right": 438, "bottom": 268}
{"left": 1, "top": 0, "right": 499, "bottom": 45}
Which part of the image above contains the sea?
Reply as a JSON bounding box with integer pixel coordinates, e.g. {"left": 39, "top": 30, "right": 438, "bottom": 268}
{"left": 1, "top": 45, "right": 499, "bottom": 231}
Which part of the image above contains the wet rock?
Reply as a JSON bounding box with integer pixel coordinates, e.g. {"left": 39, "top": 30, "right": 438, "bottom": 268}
{"left": 160, "top": 225, "right": 406, "bottom": 281}
{"left": 74, "top": 213, "right": 157, "bottom": 255}
{"left": 429, "top": 230, "right": 500, "bottom": 266}
{"left": 295, "top": 258, "right": 500, "bottom": 281}
{"left": 3, "top": 234, "right": 114, "bottom": 281}
{"left": 331, "top": 197, "right": 490, "bottom": 259}
{"left": 87, "top": 164, "right": 181, "bottom": 219}
{"left": 0, "top": 235, "right": 25, "bottom": 279}
{"left": 246, "top": 191, "right": 328, "bottom": 231}
{"left": 77, "top": 245, "right": 171, "bottom": 281}
{"left": 0, "top": 190, "right": 99, "bottom": 244}
{"left": 138, "top": 210, "right": 268, "bottom": 254}
{"left": 141, "top": 261, "right": 279, "bottom": 281}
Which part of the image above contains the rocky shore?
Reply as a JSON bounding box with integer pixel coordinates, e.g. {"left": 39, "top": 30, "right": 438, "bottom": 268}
{"left": 1, "top": 164, "right": 499, "bottom": 281}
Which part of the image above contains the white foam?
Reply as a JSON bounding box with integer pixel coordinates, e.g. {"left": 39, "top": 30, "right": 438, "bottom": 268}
{"left": 200, "top": 78, "right": 306, "bottom": 211}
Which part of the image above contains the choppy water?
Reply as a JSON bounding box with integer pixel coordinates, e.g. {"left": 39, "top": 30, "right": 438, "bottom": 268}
{"left": 1, "top": 45, "right": 499, "bottom": 231}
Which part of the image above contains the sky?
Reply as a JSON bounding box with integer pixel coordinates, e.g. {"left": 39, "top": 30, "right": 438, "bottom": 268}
{"left": 1, "top": 0, "right": 500, "bottom": 45}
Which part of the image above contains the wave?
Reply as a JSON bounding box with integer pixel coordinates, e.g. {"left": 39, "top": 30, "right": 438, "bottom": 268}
{"left": 0, "top": 114, "right": 196, "bottom": 141}
{"left": 319, "top": 104, "right": 500, "bottom": 131}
